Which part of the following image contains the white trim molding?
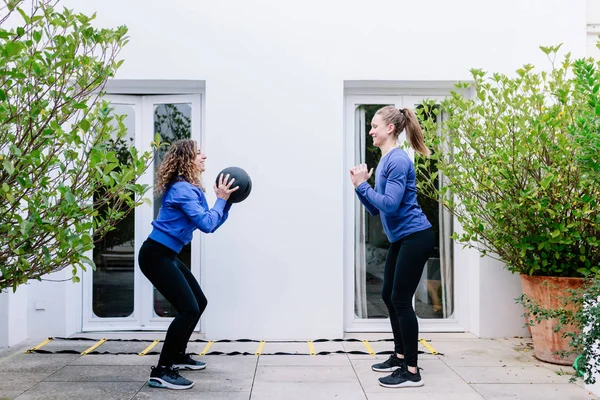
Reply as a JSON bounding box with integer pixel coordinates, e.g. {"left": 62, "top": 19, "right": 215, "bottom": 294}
{"left": 104, "top": 80, "right": 206, "bottom": 95}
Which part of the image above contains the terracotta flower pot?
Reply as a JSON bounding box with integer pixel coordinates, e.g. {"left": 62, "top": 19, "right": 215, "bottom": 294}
{"left": 520, "top": 274, "right": 584, "bottom": 365}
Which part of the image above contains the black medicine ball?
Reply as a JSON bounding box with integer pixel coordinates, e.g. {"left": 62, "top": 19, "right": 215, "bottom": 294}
{"left": 215, "top": 166, "right": 252, "bottom": 203}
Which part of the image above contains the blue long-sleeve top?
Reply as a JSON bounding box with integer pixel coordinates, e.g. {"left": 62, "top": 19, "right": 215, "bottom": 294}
{"left": 355, "top": 147, "right": 431, "bottom": 243}
{"left": 149, "top": 180, "right": 231, "bottom": 253}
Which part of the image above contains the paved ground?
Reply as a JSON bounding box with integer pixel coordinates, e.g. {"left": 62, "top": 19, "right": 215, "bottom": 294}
{"left": 0, "top": 332, "right": 597, "bottom": 399}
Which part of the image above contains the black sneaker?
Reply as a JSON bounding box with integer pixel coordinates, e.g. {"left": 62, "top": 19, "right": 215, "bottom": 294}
{"left": 371, "top": 354, "right": 406, "bottom": 372}
{"left": 173, "top": 353, "right": 207, "bottom": 371}
{"left": 148, "top": 366, "right": 194, "bottom": 390}
{"left": 378, "top": 367, "right": 424, "bottom": 388}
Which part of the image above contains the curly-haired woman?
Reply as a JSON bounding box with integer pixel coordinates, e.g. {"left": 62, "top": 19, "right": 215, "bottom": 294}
{"left": 138, "top": 139, "right": 238, "bottom": 390}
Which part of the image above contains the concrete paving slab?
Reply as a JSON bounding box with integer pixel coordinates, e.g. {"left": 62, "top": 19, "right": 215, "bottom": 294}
{"left": 494, "top": 337, "right": 532, "bottom": 349}
{"left": 0, "top": 390, "right": 26, "bottom": 400}
{"left": 175, "top": 373, "right": 254, "bottom": 393}
{"left": 43, "top": 365, "right": 149, "bottom": 382}
{"left": 69, "top": 354, "right": 159, "bottom": 366}
{"left": 366, "top": 392, "right": 485, "bottom": 400}
{"left": 134, "top": 388, "right": 250, "bottom": 399}
{"left": 452, "top": 366, "right": 575, "bottom": 384}
{"left": 14, "top": 381, "right": 143, "bottom": 400}
{"left": 250, "top": 382, "right": 366, "bottom": 400}
{"left": 201, "top": 355, "right": 259, "bottom": 368}
{"left": 471, "top": 383, "right": 598, "bottom": 400}
{"left": 254, "top": 365, "right": 357, "bottom": 383}
{"left": 0, "top": 372, "right": 53, "bottom": 396}
{"left": 533, "top": 357, "right": 581, "bottom": 382}
{"left": 0, "top": 353, "right": 78, "bottom": 373}
{"left": 258, "top": 354, "right": 351, "bottom": 366}
{"left": 435, "top": 340, "right": 534, "bottom": 367}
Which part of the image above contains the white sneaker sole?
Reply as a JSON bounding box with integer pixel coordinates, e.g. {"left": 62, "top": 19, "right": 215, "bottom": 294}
{"left": 379, "top": 379, "right": 424, "bottom": 388}
{"left": 372, "top": 366, "right": 401, "bottom": 372}
{"left": 148, "top": 377, "right": 194, "bottom": 390}
{"left": 173, "top": 363, "right": 207, "bottom": 371}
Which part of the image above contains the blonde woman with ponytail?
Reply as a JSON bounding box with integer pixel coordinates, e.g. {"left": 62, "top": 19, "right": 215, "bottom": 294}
{"left": 350, "top": 106, "right": 434, "bottom": 389}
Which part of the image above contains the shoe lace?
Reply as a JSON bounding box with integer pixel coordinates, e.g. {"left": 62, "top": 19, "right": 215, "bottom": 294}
{"left": 392, "top": 366, "right": 423, "bottom": 377}
{"left": 165, "top": 367, "right": 183, "bottom": 380}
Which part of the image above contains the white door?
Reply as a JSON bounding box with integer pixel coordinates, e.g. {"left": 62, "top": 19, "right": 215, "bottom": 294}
{"left": 344, "top": 94, "right": 466, "bottom": 333}
{"left": 83, "top": 94, "right": 203, "bottom": 332}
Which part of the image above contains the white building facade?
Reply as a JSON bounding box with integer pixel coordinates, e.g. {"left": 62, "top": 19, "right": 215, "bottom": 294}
{"left": 1, "top": 0, "right": 598, "bottom": 346}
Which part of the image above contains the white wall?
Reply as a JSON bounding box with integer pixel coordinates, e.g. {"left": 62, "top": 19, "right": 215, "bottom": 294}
{"left": 477, "top": 257, "right": 530, "bottom": 338}
{"left": 455, "top": 217, "right": 529, "bottom": 338}
{"left": 0, "top": 286, "right": 28, "bottom": 347}
{"left": 589, "top": 0, "right": 600, "bottom": 59}
{"left": 0, "top": 292, "right": 7, "bottom": 346}
{"left": 25, "top": 0, "right": 585, "bottom": 339}
{"left": 27, "top": 269, "right": 82, "bottom": 341}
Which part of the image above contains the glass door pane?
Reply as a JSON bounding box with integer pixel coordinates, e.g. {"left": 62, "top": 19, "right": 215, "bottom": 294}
{"left": 354, "top": 104, "right": 393, "bottom": 319}
{"left": 409, "top": 101, "right": 454, "bottom": 320}
{"left": 92, "top": 104, "right": 137, "bottom": 318}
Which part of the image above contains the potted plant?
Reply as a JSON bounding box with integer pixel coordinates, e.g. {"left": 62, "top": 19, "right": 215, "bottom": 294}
{"left": 562, "top": 44, "right": 600, "bottom": 387}
{"left": 416, "top": 44, "right": 600, "bottom": 365}
{"left": 519, "top": 277, "right": 600, "bottom": 385}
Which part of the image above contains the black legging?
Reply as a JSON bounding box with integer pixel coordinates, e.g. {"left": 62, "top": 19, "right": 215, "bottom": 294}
{"left": 138, "top": 238, "right": 207, "bottom": 367}
{"left": 382, "top": 227, "right": 434, "bottom": 367}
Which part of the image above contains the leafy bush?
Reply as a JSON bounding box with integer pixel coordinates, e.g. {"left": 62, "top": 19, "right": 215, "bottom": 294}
{"left": 416, "top": 45, "right": 600, "bottom": 277}
{"left": 0, "top": 0, "right": 157, "bottom": 291}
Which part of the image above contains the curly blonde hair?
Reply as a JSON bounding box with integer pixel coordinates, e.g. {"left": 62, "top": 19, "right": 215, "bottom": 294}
{"left": 154, "top": 139, "right": 204, "bottom": 196}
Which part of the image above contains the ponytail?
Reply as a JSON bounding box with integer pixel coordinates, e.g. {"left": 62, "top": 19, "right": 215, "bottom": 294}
{"left": 401, "top": 108, "right": 430, "bottom": 157}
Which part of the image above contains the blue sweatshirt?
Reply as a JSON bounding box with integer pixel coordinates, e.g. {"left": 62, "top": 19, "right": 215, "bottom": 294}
{"left": 149, "top": 181, "right": 231, "bottom": 253}
{"left": 356, "top": 147, "right": 431, "bottom": 243}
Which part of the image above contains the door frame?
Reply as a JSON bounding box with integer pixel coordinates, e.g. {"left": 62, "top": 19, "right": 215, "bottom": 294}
{"left": 343, "top": 93, "right": 469, "bottom": 333}
{"left": 82, "top": 94, "right": 203, "bottom": 332}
